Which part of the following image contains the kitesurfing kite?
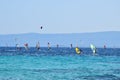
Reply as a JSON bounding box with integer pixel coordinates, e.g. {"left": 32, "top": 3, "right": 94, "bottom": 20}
{"left": 40, "top": 26, "right": 43, "bottom": 29}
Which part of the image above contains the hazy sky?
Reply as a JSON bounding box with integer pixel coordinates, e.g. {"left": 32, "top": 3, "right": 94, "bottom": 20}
{"left": 0, "top": 0, "right": 120, "bottom": 34}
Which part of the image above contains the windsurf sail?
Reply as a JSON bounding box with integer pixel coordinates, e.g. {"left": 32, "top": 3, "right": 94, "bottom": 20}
{"left": 75, "top": 47, "right": 81, "bottom": 54}
{"left": 104, "top": 45, "right": 106, "bottom": 49}
{"left": 36, "top": 42, "right": 40, "bottom": 50}
{"left": 70, "top": 44, "right": 73, "bottom": 48}
{"left": 90, "top": 44, "right": 97, "bottom": 54}
{"left": 16, "top": 44, "right": 20, "bottom": 50}
{"left": 48, "top": 42, "right": 50, "bottom": 50}
{"left": 57, "top": 44, "right": 59, "bottom": 48}
{"left": 24, "top": 43, "right": 28, "bottom": 50}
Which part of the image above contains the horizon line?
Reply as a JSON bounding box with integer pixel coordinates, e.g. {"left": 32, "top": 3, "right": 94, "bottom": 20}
{"left": 0, "top": 31, "right": 120, "bottom": 35}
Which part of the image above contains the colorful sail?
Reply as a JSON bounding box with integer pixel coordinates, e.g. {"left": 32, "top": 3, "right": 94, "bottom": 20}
{"left": 24, "top": 43, "right": 28, "bottom": 50}
{"left": 75, "top": 47, "right": 81, "bottom": 54}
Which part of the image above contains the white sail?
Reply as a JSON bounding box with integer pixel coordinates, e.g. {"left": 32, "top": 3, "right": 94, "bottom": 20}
{"left": 90, "top": 44, "right": 97, "bottom": 54}
{"left": 36, "top": 42, "right": 40, "bottom": 50}
{"left": 16, "top": 44, "right": 19, "bottom": 47}
{"left": 16, "top": 44, "right": 21, "bottom": 50}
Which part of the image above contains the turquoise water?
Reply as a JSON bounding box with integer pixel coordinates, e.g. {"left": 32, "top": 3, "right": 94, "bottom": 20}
{"left": 0, "top": 47, "right": 120, "bottom": 80}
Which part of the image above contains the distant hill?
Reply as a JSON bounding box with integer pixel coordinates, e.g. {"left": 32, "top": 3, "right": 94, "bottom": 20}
{"left": 0, "top": 31, "right": 119, "bottom": 48}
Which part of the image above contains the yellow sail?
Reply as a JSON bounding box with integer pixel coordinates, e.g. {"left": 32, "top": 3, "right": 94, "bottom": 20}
{"left": 75, "top": 47, "right": 81, "bottom": 54}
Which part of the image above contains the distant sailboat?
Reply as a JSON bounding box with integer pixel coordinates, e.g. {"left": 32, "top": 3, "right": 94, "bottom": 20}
{"left": 90, "top": 44, "right": 97, "bottom": 55}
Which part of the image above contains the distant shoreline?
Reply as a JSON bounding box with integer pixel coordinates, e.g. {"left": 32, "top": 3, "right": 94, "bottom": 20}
{"left": 0, "top": 47, "right": 119, "bottom": 48}
{"left": 0, "top": 31, "right": 119, "bottom": 48}
{"left": 0, "top": 31, "right": 119, "bottom": 35}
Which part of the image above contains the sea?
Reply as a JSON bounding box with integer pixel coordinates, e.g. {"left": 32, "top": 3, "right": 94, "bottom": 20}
{"left": 0, "top": 47, "right": 120, "bottom": 80}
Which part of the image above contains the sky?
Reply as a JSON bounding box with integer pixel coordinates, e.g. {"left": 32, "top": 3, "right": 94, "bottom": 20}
{"left": 0, "top": 0, "right": 120, "bottom": 34}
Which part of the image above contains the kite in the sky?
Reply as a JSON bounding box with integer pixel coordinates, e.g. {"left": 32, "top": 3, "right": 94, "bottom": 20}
{"left": 40, "top": 26, "right": 43, "bottom": 29}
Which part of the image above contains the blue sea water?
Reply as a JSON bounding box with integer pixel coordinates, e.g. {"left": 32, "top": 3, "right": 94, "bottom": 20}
{"left": 0, "top": 47, "right": 120, "bottom": 80}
